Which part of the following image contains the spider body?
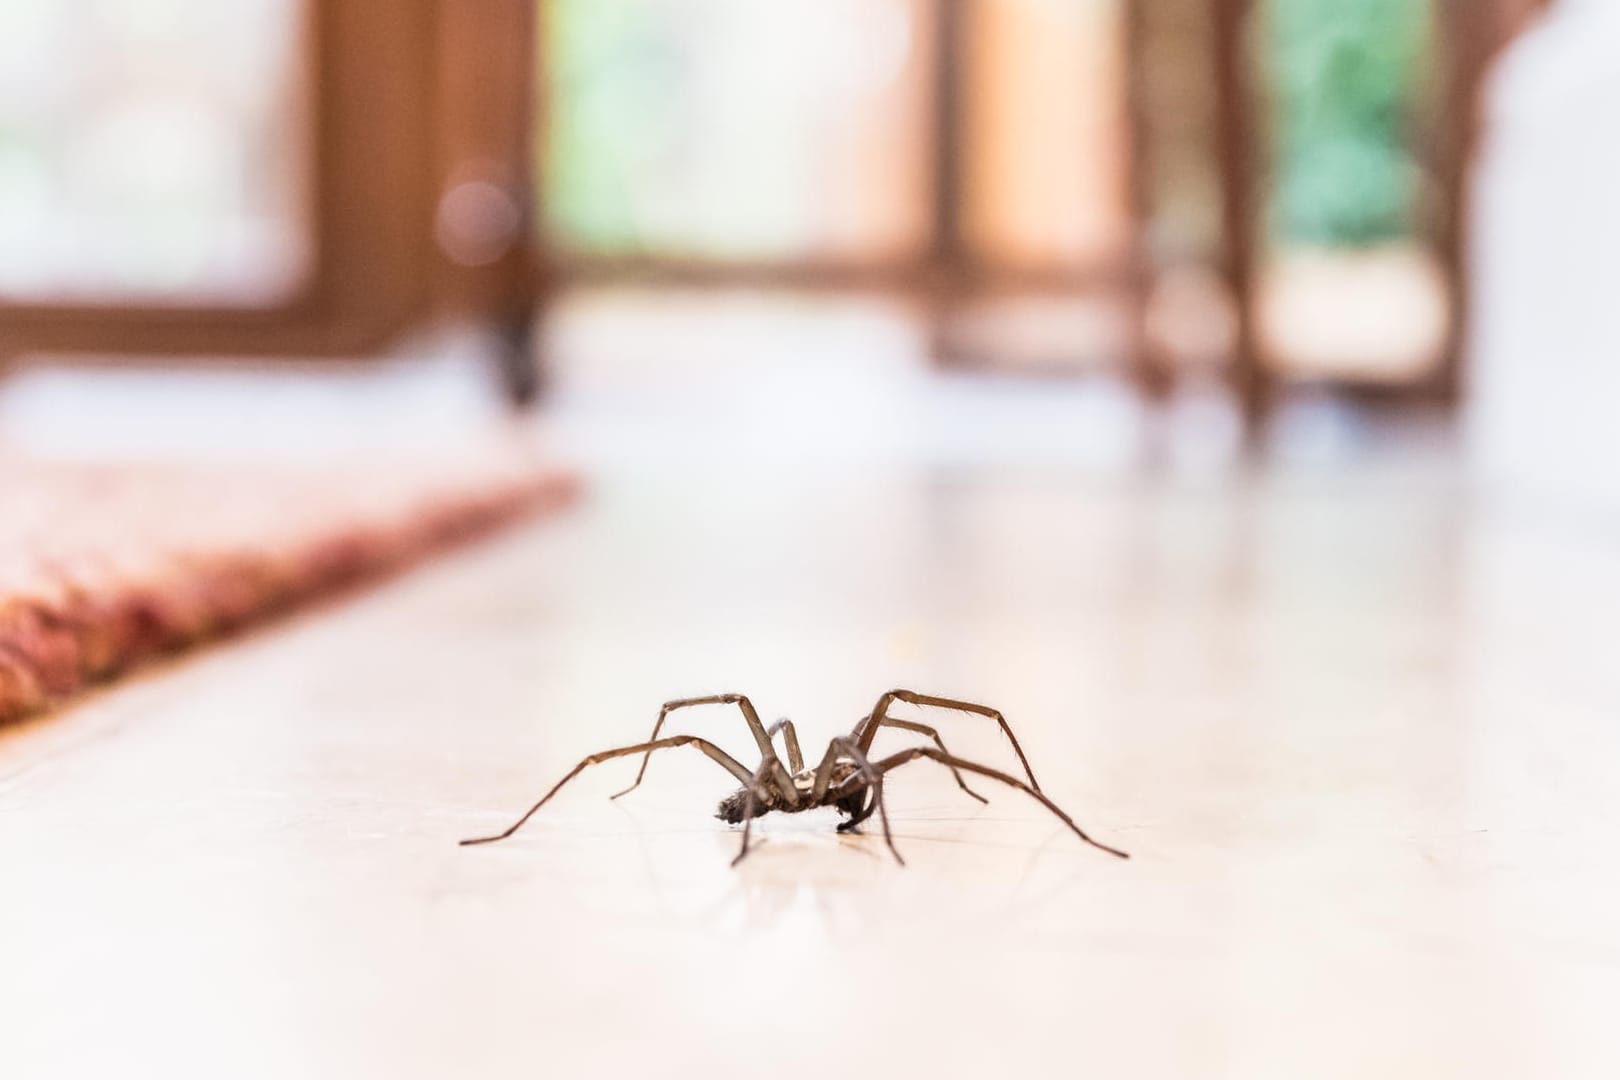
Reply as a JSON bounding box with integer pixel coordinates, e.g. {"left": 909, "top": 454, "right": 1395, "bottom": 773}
{"left": 461, "top": 689, "right": 1127, "bottom": 867}
{"left": 715, "top": 763, "right": 866, "bottom": 825}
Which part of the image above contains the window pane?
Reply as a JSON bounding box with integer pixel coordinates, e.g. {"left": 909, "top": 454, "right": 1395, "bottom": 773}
{"left": 0, "top": 0, "right": 312, "bottom": 305}
{"left": 1257, "top": 0, "right": 1450, "bottom": 380}
{"left": 541, "top": 0, "right": 929, "bottom": 261}
{"left": 963, "top": 0, "right": 1130, "bottom": 270}
{"left": 1265, "top": 0, "right": 1432, "bottom": 247}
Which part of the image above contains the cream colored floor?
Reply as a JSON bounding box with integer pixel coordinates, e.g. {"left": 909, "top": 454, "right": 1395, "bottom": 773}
{"left": 3, "top": 318, "right": 1619, "bottom": 1078}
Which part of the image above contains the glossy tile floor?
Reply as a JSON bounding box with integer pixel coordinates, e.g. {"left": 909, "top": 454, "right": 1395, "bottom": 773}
{"left": 4, "top": 314, "right": 1619, "bottom": 1078}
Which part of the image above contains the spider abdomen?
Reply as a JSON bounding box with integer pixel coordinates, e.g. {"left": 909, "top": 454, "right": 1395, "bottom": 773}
{"left": 714, "top": 787, "right": 768, "bottom": 824}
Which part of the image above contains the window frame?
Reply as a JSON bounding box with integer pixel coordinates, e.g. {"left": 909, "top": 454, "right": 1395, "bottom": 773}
{"left": 0, "top": 1, "right": 444, "bottom": 360}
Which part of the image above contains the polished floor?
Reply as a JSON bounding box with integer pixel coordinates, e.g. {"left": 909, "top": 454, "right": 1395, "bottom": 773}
{"left": 3, "top": 320, "right": 1619, "bottom": 1078}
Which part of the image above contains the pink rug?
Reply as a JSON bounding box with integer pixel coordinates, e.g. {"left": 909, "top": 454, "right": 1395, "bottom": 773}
{"left": 0, "top": 455, "right": 577, "bottom": 724}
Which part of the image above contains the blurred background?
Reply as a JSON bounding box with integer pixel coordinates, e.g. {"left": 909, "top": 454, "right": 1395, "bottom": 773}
{"left": 0, "top": 0, "right": 1584, "bottom": 482}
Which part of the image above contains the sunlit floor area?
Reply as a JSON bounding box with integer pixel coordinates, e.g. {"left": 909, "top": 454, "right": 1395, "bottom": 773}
{"left": 3, "top": 298, "right": 1618, "bottom": 1079}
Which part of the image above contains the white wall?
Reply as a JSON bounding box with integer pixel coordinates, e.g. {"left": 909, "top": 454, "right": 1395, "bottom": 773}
{"left": 1467, "top": 1, "right": 1620, "bottom": 515}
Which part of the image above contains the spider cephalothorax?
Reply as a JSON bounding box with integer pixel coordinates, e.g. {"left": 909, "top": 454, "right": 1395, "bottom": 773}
{"left": 462, "top": 690, "right": 1128, "bottom": 867}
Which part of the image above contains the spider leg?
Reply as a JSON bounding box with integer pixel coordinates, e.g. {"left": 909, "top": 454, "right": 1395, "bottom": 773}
{"left": 729, "top": 760, "right": 779, "bottom": 867}
{"left": 808, "top": 738, "right": 872, "bottom": 826}
{"left": 829, "top": 735, "right": 907, "bottom": 861}
{"left": 869, "top": 746, "right": 1128, "bottom": 860}
{"left": 857, "top": 689, "right": 1043, "bottom": 792}
{"left": 765, "top": 718, "right": 804, "bottom": 773}
{"left": 461, "top": 735, "right": 762, "bottom": 846}
{"left": 861, "top": 717, "right": 989, "bottom": 804}
{"left": 610, "top": 694, "right": 797, "bottom": 805}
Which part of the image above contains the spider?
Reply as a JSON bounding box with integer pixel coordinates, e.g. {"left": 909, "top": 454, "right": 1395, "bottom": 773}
{"left": 460, "top": 689, "right": 1128, "bottom": 866}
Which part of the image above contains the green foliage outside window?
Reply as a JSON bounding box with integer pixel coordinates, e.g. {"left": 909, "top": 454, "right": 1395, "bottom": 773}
{"left": 541, "top": 1, "right": 677, "bottom": 251}
{"left": 1265, "top": 0, "right": 1432, "bottom": 247}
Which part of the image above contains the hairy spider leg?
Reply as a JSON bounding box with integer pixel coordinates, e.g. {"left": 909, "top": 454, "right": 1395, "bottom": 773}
{"left": 868, "top": 746, "right": 1128, "bottom": 860}
{"left": 806, "top": 736, "right": 904, "bottom": 865}
{"left": 460, "top": 736, "right": 765, "bottom": 846}
{"left": 822, "top": 735, "right": 900, "bottom": 861}
{"left": 858, "top": 689, "right": 1043, "bottom": 792}
{"left": 765, "top": 718, "right": 804, "bottom": 773}
{"left": 610, "top": 695, "right": 798, "bottom": 805}
{"left": 728, "top": 759, "right": 784, "bottom": 867}
{"left": 856, "top": 716, "right": 989, "bottom": 805}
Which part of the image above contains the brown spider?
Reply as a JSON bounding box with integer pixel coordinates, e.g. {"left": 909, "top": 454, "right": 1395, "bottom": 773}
{"left": 460, "top": 689, "right": 1129, "bottom": 866}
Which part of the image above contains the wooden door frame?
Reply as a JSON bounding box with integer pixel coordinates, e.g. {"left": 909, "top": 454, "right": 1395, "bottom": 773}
{"left": 1213, "top": 0, "right": 1537, "bottom": 428}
